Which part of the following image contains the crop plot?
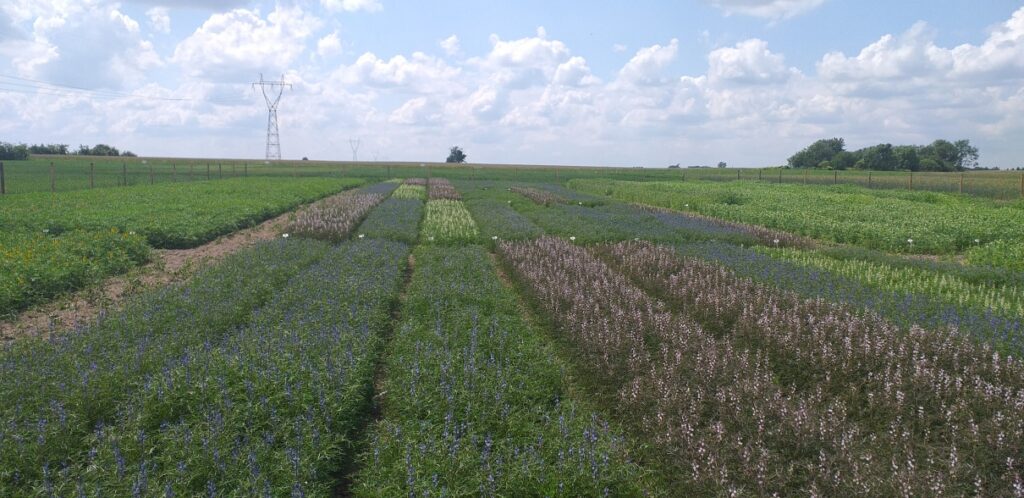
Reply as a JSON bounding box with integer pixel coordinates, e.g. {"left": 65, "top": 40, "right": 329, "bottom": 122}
{"left": 392, "top": 184, "right": 426, "bottom": 200}
{"left": 353, "top": 245, "right": 654, "bottom": 495}
{"left": 0, "top": 177, "right": 359, "bottom": 248}
{"left": 0, "top": 229, "right": 149, "bottom": 316}
{"left": 421, "top": 199, "right": 479, "bottom": 244}
{"left": 427, "top": 177, "right": 461, "bottom": 200}
{"left": 356, "top": 197, "right": 423, "bottom": 243}
{"left": 572, "top": 179, "right": 1024, "bottom": 254}
{"left": 501, "top": 237, "right": 1024, "bottom": 496}
{"left": 286, "top": 192, "right": 385, "bottom": 241}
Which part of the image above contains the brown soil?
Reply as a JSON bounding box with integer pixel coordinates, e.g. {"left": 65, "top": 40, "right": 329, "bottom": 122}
{"left": 0, "top": 205, "right": 304, "bottom": 342}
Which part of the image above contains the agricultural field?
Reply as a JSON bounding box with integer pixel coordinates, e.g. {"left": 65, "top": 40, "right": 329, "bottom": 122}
{"left": 0, "top": 177, "right": 359, "bottom": 248}
{"left": 0, "top": 177, "right": 357, "bottom": 317}
{"left": 6, "top": 155, "right": 1023, "bottom": 199}
{"left": 3, "top": 168, "right": 1024, "bottom": 496}
{"left": 573, "top": 179, "right": 1024, "bottom": 254}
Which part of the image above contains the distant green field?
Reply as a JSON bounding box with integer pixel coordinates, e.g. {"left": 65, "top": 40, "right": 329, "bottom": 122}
{"left": 3, "top": 155, "right": 1021, "bottom": 199}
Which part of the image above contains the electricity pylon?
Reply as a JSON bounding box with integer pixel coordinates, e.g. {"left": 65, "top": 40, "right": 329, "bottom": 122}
{"left": 253, "top": 74, "right": 291, "bottom": 160}
{"left": 349, "top": 138, "right": 361, "bottom": 162}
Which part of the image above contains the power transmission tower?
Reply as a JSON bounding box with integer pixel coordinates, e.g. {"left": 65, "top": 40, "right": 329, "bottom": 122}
{"left": 349, "top": 138, "right": 361, "bottom": 162}
{"left": 253, "top": 74, "right": 291, "bottom": 160}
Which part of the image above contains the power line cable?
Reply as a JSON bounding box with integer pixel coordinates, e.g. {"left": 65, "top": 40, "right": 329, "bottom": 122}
{"left": 0, "top": 74, "right": 250, "bottom": 105}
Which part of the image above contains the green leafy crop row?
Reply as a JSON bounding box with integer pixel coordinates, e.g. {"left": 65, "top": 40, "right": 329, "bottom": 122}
{"left": 571, "top": 179, "right": 1024, "bottom": 254}
{"left": 0, "top": 177, "right": 360, "bottom": 248}
{"left": 0, "top": 229, "right": 150, "bottom": 316}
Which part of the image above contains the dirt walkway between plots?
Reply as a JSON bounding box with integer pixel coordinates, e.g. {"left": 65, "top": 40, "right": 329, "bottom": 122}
{"left": 0, "top": 197, "right": 328, "bottom": 342}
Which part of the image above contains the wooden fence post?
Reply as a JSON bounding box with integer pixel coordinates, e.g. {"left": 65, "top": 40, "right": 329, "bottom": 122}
{"left": 172, "top": 164, "right": 177, "bottom": 182}
{"left": 737, "top": 170, "right": 740, "bottom": 181}
{"left": 206, "top": 163, "right": 211, "bottom": 180}
{"left": 1020, "top": 173, "right": 1023, "bottom": 198}
{"left": 778, "top": 168, "right": 782, "bottom": 184}
{"left": 50, "top": 162, "right": 55, "bottom": 192}
{"left": 232, "top": 164, "right": 236, "bottom": 177}
{"left": 149, "top": 163, "right": 154, "bottom": 184}
{"left": 218, "top": 163, "right": 223, "bottom": 179}
{"left": 868, "top": 172, "right": 872, "bottom": 188}
{"left": 244, "top": 163, "right": 248, "bottom": 177}
{"left": 189, "top": 164, "right": 194, "bottom": 181}
{"left": 0, "top": 161, "right": 5, "bottom": 195}
{"left": 122, "top": 161, "right": 127, "bottom": 186}
{"left": 834, "top": 171, "right": 838, "bottom": 185}
{"left": 90, "top": 162, "right": 95, "bottom": 189}
{"left": 909, "top": 172, "right": 913, "bottom": 190}
{"left": 758, "top": 169, "right": 762, "bottom": 181}
{"left": 959, "top": 174, "right": 964, "bottom": 195}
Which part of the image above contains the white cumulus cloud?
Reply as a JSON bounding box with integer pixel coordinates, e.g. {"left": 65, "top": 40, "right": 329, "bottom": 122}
{"left": 321, "top": 0, "right": 383, "bottom": 13}
{"left": 172, "top": 5, "right": 321, "bottom": 79}
{"left": 439, "top": 34, "right": 460, "bottom": 56}
{"left": 145, "top": 7, "right": 170, "bottom": 34}
{"left": 706, "top": 0, "right": 826, "bottom": 20}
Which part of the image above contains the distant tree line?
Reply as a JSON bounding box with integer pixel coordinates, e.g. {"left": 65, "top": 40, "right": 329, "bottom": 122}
{"left": 0, "top": 141, "right": 135, "bottom": 160}
{"left": 788, "top": 138, "right": 979, "bottom": 171}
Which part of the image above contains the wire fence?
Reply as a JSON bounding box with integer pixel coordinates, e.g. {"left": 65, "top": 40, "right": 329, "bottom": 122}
{"left": 1, "top": 156, "right": 1022, "bottom": 200}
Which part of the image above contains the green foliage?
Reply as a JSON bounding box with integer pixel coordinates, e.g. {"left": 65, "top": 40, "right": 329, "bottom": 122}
{"left": 356, "top": 197, "right": 424, "bottom": 243}
{"left": 72, "top": 241, "right": 409, "bottom": 496}
{"left": 572, "top": 179, "right": 1024, "bottom": 254}
{"left": 421, "top": 200, "right": 479, "bottom": 244}
{"left": 966, "top": 239, "right": 1024, "bottom": 271}
{"left": 465, "top": 198, "right": 543, "bottom": 241}
{"left": 762, "top": 247, "right": 1024, "bottom": 318}
{"left": 353, "top": 245, "right": 656, "bottom": 496}
{"left": 0, "top": 229, "right": 150, "bottom": 316}
{"left": 391, "top": 184, "right": 426, "bottom": 200}
{"left": 445, "top": 145, "right": 467, "bottom": 163}
{"left": 789, "top": 137, "right": 980, "bottom": 171}
{"left": 0, "top": 141, "right": 29, "bottom": 160}
{"left": 76, "top": 143, "right": 123, "bottom": 156}
{"left": 788, "top": 138, "right": 845, "bottom": 169}
{"left": 0, "top": 177, "right": 359, "bottom": 248}
{"left": 27, "top": 143, "right": 69, "bottom": 155}
{"left": 0, "top": 239, "right": 334, "bottom": 493}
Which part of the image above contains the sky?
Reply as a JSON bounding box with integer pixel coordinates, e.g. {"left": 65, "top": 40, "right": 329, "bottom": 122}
{"left": 0, "top": 1, "right": 1022, "bottom": 167}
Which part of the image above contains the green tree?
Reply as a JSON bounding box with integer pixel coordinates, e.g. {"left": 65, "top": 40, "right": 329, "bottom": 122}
{"left": 0, "top": 141, "right": 29, "bottom": 160}
{"left": 858, "top": 144, "right": 896, "bottom": 171}
{"left": 788, "top": 138, "right": 845, "bottom": 169}
{"left": 717, "top": 161, "right": 727, "bottom": 168}
{"left": 895, "top": 146, "right": 920, "bottom": 171}
{"left": 446, "top": 146, "right": 467, "bottom": 163}
{"left": 832, "top": 150, "right": 856, "bottom": 170}
{"left": 954, "top": 139, "right": 979, "bottom": 169}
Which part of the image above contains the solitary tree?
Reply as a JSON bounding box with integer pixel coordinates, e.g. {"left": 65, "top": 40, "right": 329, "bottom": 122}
{"left": 717, "top": 161, "right": 727, "bottom": 168}
{"left": 446, "top": 146, "right": 467, "bottom": 163}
